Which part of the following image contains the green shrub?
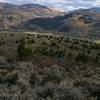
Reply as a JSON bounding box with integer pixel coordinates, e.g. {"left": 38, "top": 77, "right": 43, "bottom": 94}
{"left": 29, "top": 73, "right": 38, "bottom": 87}
{"left": 17, "top": 38, "right": 25, "bottom": 58}
{"left": 23, "top": 48, "right": 33, "bottom": 58}
{"left": 0, "top": 72, "right": 18, "bottom": 86}
{"left": 6, "top": 72, "right": 18, "bottom": 86}
{"left": 17, "top": 38, "right": 32, "bottom": 60}
{"left": 75, "top": 53, "right": 89, "bottom": 63}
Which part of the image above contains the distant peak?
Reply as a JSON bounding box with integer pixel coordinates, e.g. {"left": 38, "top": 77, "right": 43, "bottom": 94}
{"left": 20, "top": 3, "right": 48, "bottom": 9}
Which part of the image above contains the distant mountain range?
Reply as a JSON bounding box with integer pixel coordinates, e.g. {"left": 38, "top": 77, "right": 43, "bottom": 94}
{"left": 0, "top": 3, "right": 100, "bottom": 38}
{"left": 22, "top": 7, "right": 100, "bottom": 38}
{"left": 0, "top": 3, "right": 65, "bottom": 30}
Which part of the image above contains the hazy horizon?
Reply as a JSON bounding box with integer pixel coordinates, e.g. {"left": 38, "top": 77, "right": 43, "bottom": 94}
{"left": 0, "top": 0, "right": 100, "bottom": 11}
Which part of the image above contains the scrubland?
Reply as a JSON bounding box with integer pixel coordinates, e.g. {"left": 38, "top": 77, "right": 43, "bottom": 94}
{"left": 0, "top": 32, "right": 100, "bottom": 100}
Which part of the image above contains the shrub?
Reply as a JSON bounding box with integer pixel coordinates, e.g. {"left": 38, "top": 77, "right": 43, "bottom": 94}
{"left": 67, "top": 52, "right": 73, "bottom": 60}
{"left": 34, "top": 83, "right": 87, "bottom": 100}
{"left": 17, "top": 38, "right": 32, "bottom": 60}
{"left": 17, "top": 38, "right": 25, "bottom": 58}
{"left": 74, "top": 79, "right": 100, "bottom": 100}
{"left": 50, "top": 41, "right": 56, "bottom": 47}
{"left": 23, "top": 48, "right": 33, "bottom": 58}
{"left": 43, "top": 65, "right": 65, "bottom": 84}
{"left": 6, "top": 72, "right": 18, "bottom": 86}
{"left": 75, "top": 53, "right": 90, "bottom": 63}
{"left": 0, "top": 72, "right": 19, "bottom": 86}
{"left": 29, "top": 73, "right": 39, "bottom": 87}
{"left": 28, "top": 39, "right": 35, "bottom": 44}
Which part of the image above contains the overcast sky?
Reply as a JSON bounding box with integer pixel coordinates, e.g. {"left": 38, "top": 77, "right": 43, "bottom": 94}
{"left": 0, "top": 0, "right": 100, "bottom": 11}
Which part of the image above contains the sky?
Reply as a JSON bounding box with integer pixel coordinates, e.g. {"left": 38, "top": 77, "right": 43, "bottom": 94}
{"left": 0, "top": 0, "right": 100, "bottom": 11}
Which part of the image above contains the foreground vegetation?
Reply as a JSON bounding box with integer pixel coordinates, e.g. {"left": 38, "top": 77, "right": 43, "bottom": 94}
{"left": 0, "top": 32, "right": 100, "bottom": 100}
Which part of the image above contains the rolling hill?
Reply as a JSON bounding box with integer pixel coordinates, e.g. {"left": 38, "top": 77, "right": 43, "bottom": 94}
{"left": 0, "top": 3, "right": 65, "bottom": 31}
{"left": 0, "top": 3, "right": 100, "bottom": 38}
{"left": 22, "top": 7, "right": 100, "bottom": 38}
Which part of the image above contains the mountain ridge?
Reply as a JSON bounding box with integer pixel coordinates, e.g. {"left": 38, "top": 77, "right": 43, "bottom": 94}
{"left": 0, "top": 3, "right": 65, "bottom": 31}
{"left": 0, "top": 3, "right": 100, "bottom": 38}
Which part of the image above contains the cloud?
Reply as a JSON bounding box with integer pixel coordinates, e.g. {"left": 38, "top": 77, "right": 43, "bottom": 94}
{"left": 0, "top": 0, "right": 3, "bottom": 1}
{"left": 0, "top": 0, "right": 100, "bottom": 11}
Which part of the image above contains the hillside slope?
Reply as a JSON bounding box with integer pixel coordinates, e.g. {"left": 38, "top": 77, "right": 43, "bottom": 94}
{"left": 0, "top": 3, "right": 100, "bottom": 38}
{"left": 23, "top": 8, "right": 100, "bottom": 37}
{"left": 0, "top": 32, "right": 100, "bottom": 99}
{"left": 0, "top": 3, "right": 65, "bottom": 31}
